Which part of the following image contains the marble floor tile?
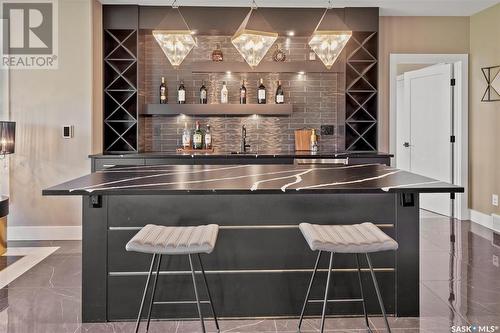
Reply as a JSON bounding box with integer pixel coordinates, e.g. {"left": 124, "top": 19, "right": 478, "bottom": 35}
{"left": 0, "top": 211, "right": 498, "bottom": 332}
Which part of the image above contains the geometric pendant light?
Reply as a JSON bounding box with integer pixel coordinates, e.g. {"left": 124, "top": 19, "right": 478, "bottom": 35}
{"left": 152, "top": 6, "right": 196, "bottom": 68}
{"left": 309, "top": 8, "right": 352, "bottom": 70}
{"left": 231, "top": 5, "right": 278, "bottom": 68}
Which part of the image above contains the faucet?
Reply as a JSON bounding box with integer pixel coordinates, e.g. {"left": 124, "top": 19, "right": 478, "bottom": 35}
{"left": 240, "top": 125, "right": 251, "bottom": 153}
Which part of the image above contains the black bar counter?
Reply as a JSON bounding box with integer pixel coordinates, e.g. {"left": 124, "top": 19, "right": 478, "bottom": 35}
{"left": 43, "top": 164, "right": 462, "bottom": 322}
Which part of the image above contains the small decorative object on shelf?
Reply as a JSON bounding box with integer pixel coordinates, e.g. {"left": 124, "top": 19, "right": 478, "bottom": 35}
{"left": 211, "top": 43, "right": 223, "bottom": 62}
{"left": 310, "top": 128, "right": 319, "bottom": 152}
{"left": 178, "top": 80, "right": 186, "bottom": 104}
{"left": 275, "top": 80, "right": 284, "bottom": 104}
{"left": 160, "top": 77, "right": 167, "bottom": 104}
{"left": 272, "top": 43, "right": 286, "bottom": 62}
{"left": 205, "top": 124, "right": 212, "bottom": 149}
{"left": 258, "top": 78, "right": 266, "bottom": 104}
{"left": 481, "top": 65, "right": 500, "bottom": 102}
{"left": 200, "top": 80, "right": 208, "bottom": 104}
{"left": 221, "top": 81, "right": 228, "bottom": 104}
{"left": 240, "top": 80, "right": 247, "bottom": 104}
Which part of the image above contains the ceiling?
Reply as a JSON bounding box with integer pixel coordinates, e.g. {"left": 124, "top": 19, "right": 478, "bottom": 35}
{"left": 99, "top": 0, "right": 499, "bottom": 16}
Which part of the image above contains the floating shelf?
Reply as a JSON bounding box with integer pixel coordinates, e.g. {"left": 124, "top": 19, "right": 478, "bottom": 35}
{"left": 143, "top": 104, "right": 293, "bottom": 116}
{"left": 190, "top": 61, "right": 343, "bottom": 74}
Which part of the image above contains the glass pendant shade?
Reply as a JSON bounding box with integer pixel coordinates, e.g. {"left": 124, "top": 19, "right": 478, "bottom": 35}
{"left": 231, "top": 9, "right": 278, "bottom": 68}
{"left": 0, "top": 121, "right": 15, "bottom": 155}
{"left": 153, "top": 30, "right": 196, "bottom": 67}
{"left": 308, "top": 31, "right": 351, "bottom": 69}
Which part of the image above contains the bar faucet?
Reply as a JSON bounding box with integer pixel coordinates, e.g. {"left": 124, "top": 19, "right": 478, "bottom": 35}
{"left": 240, "top": 125, "right": 251, "bottom": 153}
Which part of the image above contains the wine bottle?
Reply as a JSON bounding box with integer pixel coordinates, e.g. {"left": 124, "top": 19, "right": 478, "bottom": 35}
{"left": 160, "top": 77, "right": 167, "bottom": 104}
{"left": 192, "top": 121, "right": 203, "bottom": 149}
{"left": 240, "top": 80, "right": 247, "bottom": 104}
{"left": 182, "top": 122, "right": 191, "bottom": 149}
{"left": 205, "top": 124, "right": 212, "bottom": 149}
{"left": 200, "top": 80, "right": 208, "bottom": 104}
{"left": 178, "top": 80, "right": 186, "bottom": 104}
{"left": 275, "top": 80, "right": 284, "bottom": 104}
{"left": 258, "top": 78, "right": 266, "bottom": 104}
{"left": 221, "top": 81, "right": 228, "bottom": 104}
{"left": 310, "top": 129, "right": 319, "bottom": 152}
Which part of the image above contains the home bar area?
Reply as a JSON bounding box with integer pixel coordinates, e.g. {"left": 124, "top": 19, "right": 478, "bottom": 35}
{"left": 43, "top": 4, "right": 465, "bottom": 331}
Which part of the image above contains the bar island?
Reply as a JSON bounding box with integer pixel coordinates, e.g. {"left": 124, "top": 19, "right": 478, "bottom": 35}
{"left": 43, "top": 163, "right": 463, "bottom": 322}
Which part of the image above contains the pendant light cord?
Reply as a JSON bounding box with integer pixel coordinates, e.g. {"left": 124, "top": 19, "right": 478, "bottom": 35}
{"left": 171, "top": 0, "right": 192, "bottom": 32}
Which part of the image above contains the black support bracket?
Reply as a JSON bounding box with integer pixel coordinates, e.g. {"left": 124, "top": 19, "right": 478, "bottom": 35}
{"left": 90, "top": 195, "right": 102, "bottom": 208}
{"left": 400, "top": 193, "right": 415, "bottom": 207}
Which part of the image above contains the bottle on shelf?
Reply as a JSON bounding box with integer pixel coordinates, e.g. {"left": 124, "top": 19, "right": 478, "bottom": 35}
{"left": 275, "top": 80, "right": 284, "bottom": 104}
{"left": 258, "top": 78, "right": 266, "bottom": 104}
{"left": 239, "top": 80, "right": 247, "bottom": 104}
{"left": 178, "top": 80, "right": 186, "bottom": 104}
{"left": 192, "top": 121, "right": 203, "bottom": 149}
{"left": 310, "top": 129, "right": 319, "bottom": 153}
{"left": 200, "top": 80, "right": 208, "bottom": 104}
{"left": 182, "top": 122, "right": 191, "bottom": 149}
{"left": 205, "top": 124, "right": 212, "bottom": 149}
{"left": 160, "top": 77, "right": 167, "bottom": 104}
{"left": 221, "top": 81, "right": 228, "bottom": 104}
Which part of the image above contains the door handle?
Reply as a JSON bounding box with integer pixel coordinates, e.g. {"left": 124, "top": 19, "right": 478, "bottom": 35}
{"left": 403, "top": 142, "right": 410, "bottom": 148}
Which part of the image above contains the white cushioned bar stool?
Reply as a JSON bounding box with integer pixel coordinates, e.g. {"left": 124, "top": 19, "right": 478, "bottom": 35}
{"left": 298, "top": 222, "right": 398, "bottom": 333}
{"left": 126, "top": 224, "right": 220, "bottom": 333}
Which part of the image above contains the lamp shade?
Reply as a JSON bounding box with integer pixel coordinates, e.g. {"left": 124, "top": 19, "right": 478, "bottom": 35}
{"left": 0, "top": 121, "right": 15, "bottom": 155}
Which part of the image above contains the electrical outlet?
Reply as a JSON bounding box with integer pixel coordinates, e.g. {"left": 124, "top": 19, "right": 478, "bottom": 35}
{"left": 493, "top": 255, "right": 499, "bottom": 267}
{"left": 309, "top": 52, "right": 316, "bottom": 60}
{"left": 321, "top": 125, "right": 334, "bottom": 136}
{"left": 493, "top": 194, "right": 499, "bottom": 207}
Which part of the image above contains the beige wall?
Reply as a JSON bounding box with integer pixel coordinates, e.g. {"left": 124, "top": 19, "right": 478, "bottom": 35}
{"left": 378, "top": 16, "right": 470, "bottom": 152}
{"left": 92, "top": 0, "right": 103, "bottom": 154}
{"left": 469, "top": 3, "right": 500, "bottom": 215}
{"left": 9, "top": 0, "right": 92, "bottom": 227}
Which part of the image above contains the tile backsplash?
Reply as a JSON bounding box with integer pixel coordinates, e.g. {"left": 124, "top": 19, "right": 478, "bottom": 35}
{"left": 141, "top": 34, "right": 346, "bottom": 152}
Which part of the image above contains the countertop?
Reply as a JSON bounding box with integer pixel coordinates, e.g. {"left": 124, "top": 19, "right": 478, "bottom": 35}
{"left": 89, "top": 151, "right": 393, "bottom": 159}
{"left": 43, "top": 163, "right": 462, "bottom": 196}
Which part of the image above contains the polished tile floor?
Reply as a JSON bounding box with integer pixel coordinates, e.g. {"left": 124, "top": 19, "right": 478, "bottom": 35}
{"left": 0, "top": 211, "right": 499, "bottom": 332}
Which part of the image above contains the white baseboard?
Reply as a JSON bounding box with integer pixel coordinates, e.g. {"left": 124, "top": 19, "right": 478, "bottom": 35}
{"left": 470, "top": 209, "right": 497, "bottom": 231}
{"left": 7, "top": 226, "right": 82, "bottom": 241}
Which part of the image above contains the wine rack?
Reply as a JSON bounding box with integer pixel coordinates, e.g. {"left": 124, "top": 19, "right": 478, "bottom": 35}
{"left": 345, "top": 31, "right": 378, "bottom": 152}
{"left": 103, "top": 29, "right": 138, "bottom": 153}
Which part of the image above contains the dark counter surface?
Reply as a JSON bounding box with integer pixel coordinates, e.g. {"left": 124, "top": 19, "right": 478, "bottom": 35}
{"left": 44, "top": 163, "right": 462, "bottom": 196}
{"left": 89, "top": 151, "right": 393, "bottom": 159}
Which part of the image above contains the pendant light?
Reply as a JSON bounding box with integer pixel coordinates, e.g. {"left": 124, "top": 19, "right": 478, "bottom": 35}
{"left": 309, "top": 2, "right": 352, "bottom": 70}
{"left": 153, "top": 1, "right": 196, "bottom": 68}
{"left": 231, "top": 1, "right": 278, "bottom": 68}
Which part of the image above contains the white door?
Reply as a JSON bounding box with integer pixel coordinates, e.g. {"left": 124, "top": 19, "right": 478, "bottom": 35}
{"left": 396, "top": 75, "right": 410, "bottom": 170}
{"left": 399, "top": 64, "right": 453, "bottom": 216}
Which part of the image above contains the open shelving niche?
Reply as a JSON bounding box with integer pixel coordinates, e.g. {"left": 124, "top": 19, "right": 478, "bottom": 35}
{"left": 344, "top": 31, "right": 378, "bottom": 152}
{"left": 103, "top": 29, "right": 138, "bottom": 154}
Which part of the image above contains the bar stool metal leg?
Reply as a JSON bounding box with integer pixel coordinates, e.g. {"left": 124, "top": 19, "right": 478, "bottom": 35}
{"left": 189, "top": 254, "right": 206, "bottom": 333}
{"left": 320, "top": 252, "right": 334, "bottom": 333}
{"left": 298, "top": 250, "right": 322, "bottom": 330}
{"left": 145, "top": 254, "right": 162, "bottom": 332}
{"left": 197, "top": 254, "right": 219, "bottom": 332}
{"left": 355, "top": 254, "right": 371, "bottom": 332}
{"left": 365, "top": 253, "right": 391, "bottom": 333}
{"left": 135, "top": 253, "right": 157, "bottom": 333}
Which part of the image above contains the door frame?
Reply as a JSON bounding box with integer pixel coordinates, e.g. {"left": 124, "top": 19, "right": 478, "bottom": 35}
{"left": 389, "top": 54, "right": 469, "bottom": 221}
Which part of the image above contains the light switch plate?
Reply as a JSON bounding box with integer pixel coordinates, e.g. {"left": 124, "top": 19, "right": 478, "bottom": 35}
{"left": 62, "top": 125, "right": 74, "bottom": 139}
{"left": 493, "top": 194, "right": 499, "bottom": 206}
{"left": 309, "top": 52, "right": 316, "bottom": 60}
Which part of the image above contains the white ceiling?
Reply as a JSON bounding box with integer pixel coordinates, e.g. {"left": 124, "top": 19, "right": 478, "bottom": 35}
{"left": 99, "top": 0, "right": 500, "bottom": 16}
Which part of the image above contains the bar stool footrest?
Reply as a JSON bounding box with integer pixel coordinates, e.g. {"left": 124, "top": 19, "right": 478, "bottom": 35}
{"left": 307, "top": 298, "right": 364, "bottom": 303}
{"left": 154, "top": 300, "right": 212, "bottom": 305}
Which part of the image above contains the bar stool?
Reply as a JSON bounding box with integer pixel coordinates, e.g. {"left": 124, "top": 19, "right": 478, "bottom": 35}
{"left": 298, "top": 222, "right": 398, "bottom": 333}
{"left": 126, "top": 224, "right": 220, "bottom": 333}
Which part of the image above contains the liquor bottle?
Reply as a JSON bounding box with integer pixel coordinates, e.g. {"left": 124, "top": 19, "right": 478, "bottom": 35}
{"left": 310, "top": 129, "right": 319, "bottom": 153}
{"left": 192, "top": 121, "right": 203, "bottom": 149}
{"left": 275, "top": 80, "right": 284, "bottom": 104}
{"left": 239, "top": 80, "right": 247, "bottom": 104}
{"left": 182, "top": 122, "right": 191, "bottom": 149}
{"left": 178, "top": 80, "right": 186, "bottom": 104}
{"left": 205, "top": 124, "right": 212, "bottom": 149}
{"left": 160, "top": 77, "right": 167, "bottom": 104}
{"left": 257, "top": 78, "right": 266, "bottom": 104}
{"left": 221, "top": 81, "right": 228, "bottom": 104}
{"left": 200, "top": 80, "right": 208, "bottom": 104}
